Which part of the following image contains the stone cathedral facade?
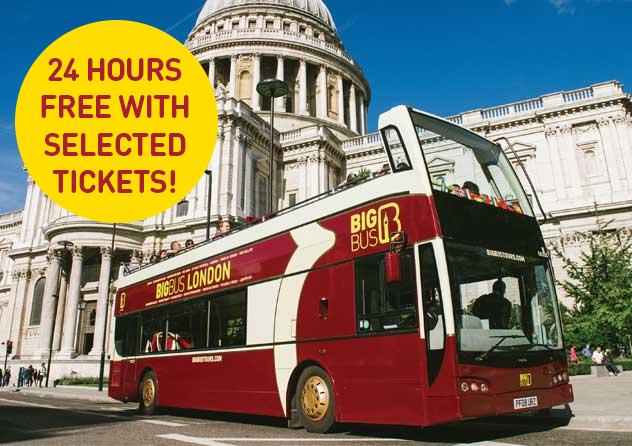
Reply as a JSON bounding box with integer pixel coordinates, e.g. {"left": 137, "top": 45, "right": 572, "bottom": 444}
{"left": 0, "top": 0, "right": 631, "bottom": 380}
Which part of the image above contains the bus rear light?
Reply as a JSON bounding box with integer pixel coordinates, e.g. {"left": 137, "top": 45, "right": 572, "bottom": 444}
{"left": 460, "top": 382, "right": 469, "bottom": 392}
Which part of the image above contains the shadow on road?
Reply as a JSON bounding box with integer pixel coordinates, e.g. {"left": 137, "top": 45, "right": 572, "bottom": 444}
{"left": 0, "top": 403, "right": 135, "bottom": 444}
{"left": 151, "top": 403, "right": 573, "bottom": 444}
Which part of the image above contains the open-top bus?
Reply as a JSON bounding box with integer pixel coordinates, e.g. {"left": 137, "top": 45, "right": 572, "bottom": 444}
{"left": 109, "top": 106, "right": 573, "bottom": 433}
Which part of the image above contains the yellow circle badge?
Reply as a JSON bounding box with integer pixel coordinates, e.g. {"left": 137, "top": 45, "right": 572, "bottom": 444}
{"left": 15, "top": 20, "right": 218, "bottom": 223}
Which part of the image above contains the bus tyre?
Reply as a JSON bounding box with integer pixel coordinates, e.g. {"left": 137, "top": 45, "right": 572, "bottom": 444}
{"left": 139, "top": 371, "right": 158, "bottom": 415}
{"left": 296, "top": 366, "right": 336, "bottom": 434}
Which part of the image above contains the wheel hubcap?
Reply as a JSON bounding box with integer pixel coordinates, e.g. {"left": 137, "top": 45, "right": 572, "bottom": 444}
{"left": 301, "top": 376, "right": 330, "bottom": 422}
{"left": 142, "top": 378, "right": 155, "bottom": 407}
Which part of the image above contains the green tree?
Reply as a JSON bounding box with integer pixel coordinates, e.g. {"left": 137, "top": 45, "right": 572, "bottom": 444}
{"left": 553, "top": 219, "right": 632, "bottom": 357}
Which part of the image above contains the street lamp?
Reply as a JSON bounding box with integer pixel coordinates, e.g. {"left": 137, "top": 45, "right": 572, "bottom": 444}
{"left": 256, "top": 79, "right": 289, "bottom": 215}
{"left": 205, "top": 170, "right": 213, "bottom": 241}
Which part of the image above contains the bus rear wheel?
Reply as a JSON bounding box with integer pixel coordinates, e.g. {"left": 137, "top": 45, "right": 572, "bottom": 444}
{"left": 139, "top": 371, "right": 158, "bottom": 415}
{"left": 296, "top": 366, "right": 336, "bottom": 433}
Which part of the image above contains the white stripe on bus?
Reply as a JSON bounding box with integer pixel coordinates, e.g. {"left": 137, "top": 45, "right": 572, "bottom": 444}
{"left": 274, "top": 223, "right": 336, "bottom": 416}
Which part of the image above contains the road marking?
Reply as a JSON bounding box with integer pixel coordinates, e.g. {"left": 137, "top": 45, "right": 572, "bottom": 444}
{"left": 0, "top": 396, "right": 59, "bottom": 409}
{"left": 157, "top": 434, "right": 408, "bottom": 445}
{"left": 454, "top": 442, "right": 525, "bottom": 446}
{"left": 142, "top": 419, "right": 189, "bottom": 427}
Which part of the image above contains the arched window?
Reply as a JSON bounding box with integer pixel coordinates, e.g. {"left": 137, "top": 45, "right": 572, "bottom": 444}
{"left": 29, "top": 277, "right": 46, "bottom": 326}
{"left": 238, "top": 70, "right": 253, "bottom": 105}
{"left": 176, "top": 199, "right": 189, "bottom": 217}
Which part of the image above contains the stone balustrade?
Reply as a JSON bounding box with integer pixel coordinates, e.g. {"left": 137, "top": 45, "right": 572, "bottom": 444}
{"left": 187, "top": 28, "right": 358, "bottom": 67}
{"left": 341, "top": 81, "right": 626, "bottom": 155}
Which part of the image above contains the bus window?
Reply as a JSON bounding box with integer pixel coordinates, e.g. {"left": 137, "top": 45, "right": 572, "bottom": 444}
{"left": 380, "top": 126, "right": 412, "bottom": 173}
{"left": 209, "top": 290, "right": 247, "bottom": 348}
{"left": 141, "top": 311, "right": 166, "bottom": 353}
{"left": 355, "top": 248, "right": 417, "bottom": 333}
{"left": 166, "top": 301, "right": 209, "bottom": 350}
{"left": 114, "top": 315, "right": 139, "bottom": 357}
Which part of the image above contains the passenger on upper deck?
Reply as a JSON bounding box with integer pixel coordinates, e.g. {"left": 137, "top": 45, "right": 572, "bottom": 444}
{"left": 213, "top": 219, "right": 231, "bottom": 241}
{"left": 374, "top": 163, "right": 391, "bottom": 178}
{"left": 462, "top": 181, "right": 480, "bottom": 195}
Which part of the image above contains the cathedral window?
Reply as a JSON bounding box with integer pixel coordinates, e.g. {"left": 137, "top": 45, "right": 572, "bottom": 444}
{"left": 248, "top": 19, "right": 257, "bottom": 29}
{"left": 283, "top": 21, "right": 291, "bottom": 32}
{"left": 288, "top": 193, "right": 297, "bottom": 207}
{"left": 176, "top": 199, "right": 189, "bottom": 217}
{"left": 265, "top": 19, "right": 274, "bottom": 30}
{"left": 29, "top": 277, "right": 46, "bottom": 326}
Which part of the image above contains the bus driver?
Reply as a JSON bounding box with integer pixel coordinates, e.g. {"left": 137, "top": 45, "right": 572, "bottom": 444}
{"left": 471, "top": 279, "right": 512, "bottom": 329}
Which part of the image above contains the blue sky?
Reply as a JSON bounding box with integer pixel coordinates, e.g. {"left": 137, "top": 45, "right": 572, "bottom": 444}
{"left": 1, "top": 0, "right": 631, "bottom": 213}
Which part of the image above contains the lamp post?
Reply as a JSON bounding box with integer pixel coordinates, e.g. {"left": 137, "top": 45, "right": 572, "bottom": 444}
{"left": 205, "top": 170, "right": 213, "bottom": 241}
{"left": 45, "top": 242, "right": 68, "bottom": 388}
{"left": 98, "top": 223, "right": 116, "bottom": 392}
{"left": 256, "top": 79, "right": 289, "bottom": 215}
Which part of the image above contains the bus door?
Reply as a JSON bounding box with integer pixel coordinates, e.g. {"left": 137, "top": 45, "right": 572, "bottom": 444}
{"left": 122, "top": 316, "right": 139, "bottom": 401}
{"left": 417, "top": 241, "right": 459, "bottom": 425}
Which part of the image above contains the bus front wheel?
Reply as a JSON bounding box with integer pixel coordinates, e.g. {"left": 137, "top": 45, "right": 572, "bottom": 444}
{"left": 139, "top": 371, "right": 158, "bottom": 415}
{"left": 296, "top": 366, "right": 336, "bottom": 433}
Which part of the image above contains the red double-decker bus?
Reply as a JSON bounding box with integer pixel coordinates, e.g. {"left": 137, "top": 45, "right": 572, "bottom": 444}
{"left": 109, "top": 106, "right": 573, "bottom": 433}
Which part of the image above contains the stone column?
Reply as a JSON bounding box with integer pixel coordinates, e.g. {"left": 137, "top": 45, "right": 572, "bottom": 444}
{"left": 276, "top": 56, "right": 286, "bottom": 112}
{"left": 359, "top": 92, "right": 366, "bottom": 135}
{"left": 299, "top": 59, "right": 308, "bottom": 115}
{"left": 337, "top": 75, "right": 345, "bottom": 125}
{"left": 559, "top": 125, "right": 582, "bottom": 198}
{"left": 613, "top": 116, "right": 632, "bottom": 187}
{"left": 597, "top": 118, "right": 624, "bottom": 191}
{"left": 7, "top": 268, "right": 31, "bottom": 357}
{"left": 349, "top": 84, "right": 358, "bottom": 133}
{"left": 544, "top": 127, "right": 567, "bottom": 201}
{"left": 38, "top": 249, "right": 62, "bottom": 357}
{"left": 229, "top": 55, "right": 237, "bottom": 98}
{"left": 317, "top": 66, "right": 328, "bottom": 119}
{"left": 208, "top": 58, "right": 216, "bottom": 88}
{"left": 252, "top": 53, "right": 261, "bottom": 111}
{"left": 52, "top": 270, "right": 68, "bottom": 352}
{"left": 58, "top": 246, "right": 83, "bottom": 358}
{"left": 90, "top": 247, "right": 112, "bottom": 356}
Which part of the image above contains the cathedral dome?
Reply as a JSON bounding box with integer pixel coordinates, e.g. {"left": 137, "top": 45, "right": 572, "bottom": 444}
{"left": 196, "top": 0, "right": 336, "bottom": 31}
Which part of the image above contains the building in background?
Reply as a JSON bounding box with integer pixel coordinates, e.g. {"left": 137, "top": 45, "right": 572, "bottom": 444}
{"left": 0, "top": 0, "right": 631, "bottom": 379}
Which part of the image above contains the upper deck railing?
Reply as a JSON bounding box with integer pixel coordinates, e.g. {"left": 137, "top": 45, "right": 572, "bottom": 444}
{"left": 124, "top": 173, "right": 379, "bottom": 276}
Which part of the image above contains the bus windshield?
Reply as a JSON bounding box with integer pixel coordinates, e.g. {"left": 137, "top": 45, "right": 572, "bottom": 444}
{"left": 446, "top": 241, "right": 563, "bottom": 356}
{"left": 409, "top": 111, "right": 534, "bottom": 217}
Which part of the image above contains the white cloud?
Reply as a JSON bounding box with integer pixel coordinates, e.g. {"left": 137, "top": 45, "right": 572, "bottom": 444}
{"left": 549, "top": 0, "right": 576, "bottom": 13}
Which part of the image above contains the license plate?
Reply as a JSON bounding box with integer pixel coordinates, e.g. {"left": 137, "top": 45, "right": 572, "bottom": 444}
{"left": 513, "top": 396, "right": 538, "bottom": 410}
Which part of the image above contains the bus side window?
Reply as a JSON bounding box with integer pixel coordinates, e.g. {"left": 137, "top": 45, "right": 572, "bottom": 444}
{"left": 355, "top": 248, "right": 417, "bottom": 333}
{"left": 166, "top": 301, "right": 208, "bottom": 351}
{"left": 209, "top": 290, "right": 247, "bottom": 348}
{"left": 141, "top": 310, "right": 166, "bottom": 353}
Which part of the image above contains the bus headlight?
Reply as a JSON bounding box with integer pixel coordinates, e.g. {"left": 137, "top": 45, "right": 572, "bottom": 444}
{"left": 470, "top": 383, "right": 479, "bottom": 392}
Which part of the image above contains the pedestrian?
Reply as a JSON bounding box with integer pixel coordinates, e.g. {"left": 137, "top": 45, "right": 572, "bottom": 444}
{"left": 17, "top": 367, "right": 24, "bottom": 387}
{"left": 26, "top": 365, "right": 34, "bottom": 387}
{"left": 603, "top": 349, "right": 621, "bottom": 377}
{"left": 3, "top": 367, "right": 10, "bottom": 387}
{"left": 592, "top": 346, "right": 604, "bottom": 365}
{"left": 581, "top": 343, "right": 592, "bottom": 359}
{"left": 0, "top": 368, "right": 3, "bottom": 385}
{"left": 40, "top": 362, "right": 47, "bottom": 387}
{"left": 570, "top": 345, "right": 579, "bottom": 364}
